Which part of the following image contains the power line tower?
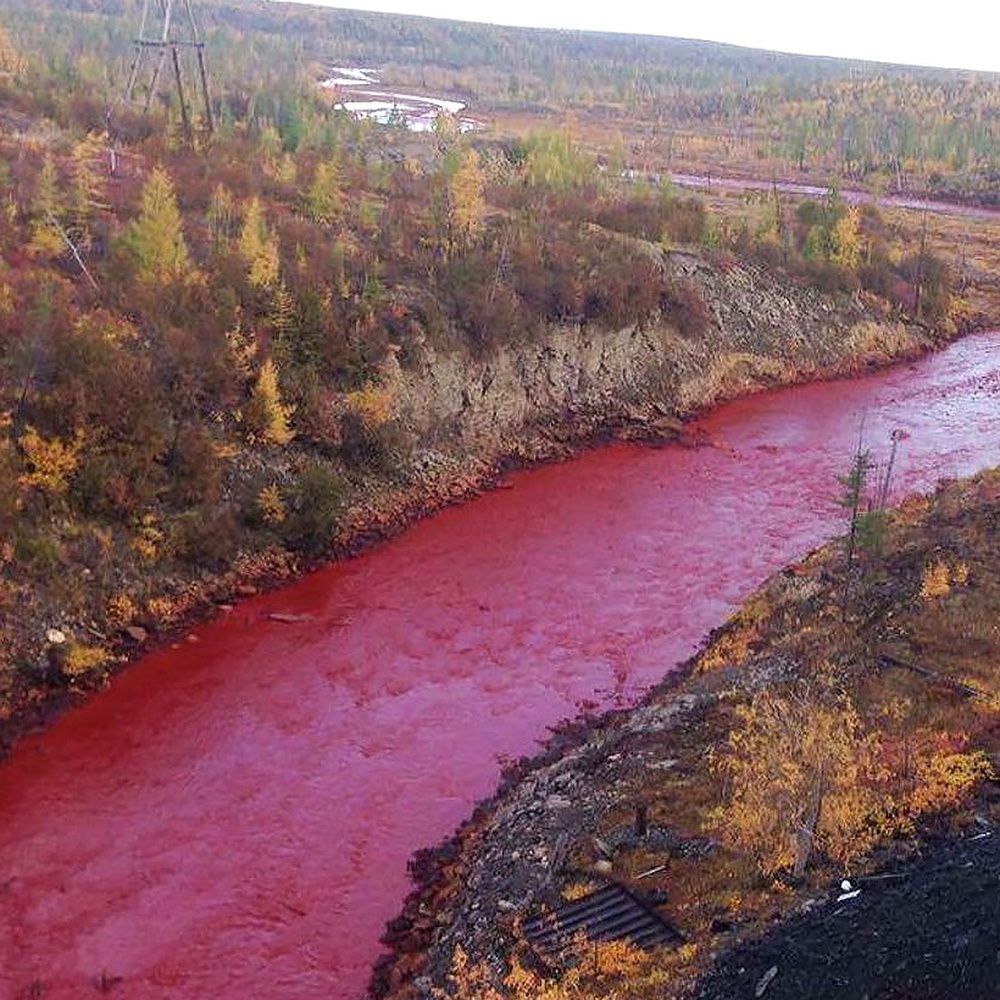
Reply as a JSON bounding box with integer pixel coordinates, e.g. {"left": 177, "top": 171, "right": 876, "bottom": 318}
{"left": 123, "top": 0, "right": 214, "bottom": 137}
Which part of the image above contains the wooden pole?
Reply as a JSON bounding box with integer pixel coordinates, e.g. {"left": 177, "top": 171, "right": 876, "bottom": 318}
{"left": 171, "top": 44, "right": 191, "bottom": 135}
{"left": 120, "top": 0, "right": 212, "bottom": 137}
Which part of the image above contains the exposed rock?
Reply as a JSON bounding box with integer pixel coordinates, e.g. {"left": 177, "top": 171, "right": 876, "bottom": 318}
{"left": 385, "top": 251, "right": 936, "bottom": 470}
{"left": 266, "top": 612, "right": 315, "bottom": 625}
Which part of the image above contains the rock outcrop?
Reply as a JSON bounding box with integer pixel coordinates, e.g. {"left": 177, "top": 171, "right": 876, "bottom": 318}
{"left": 384, "top": 250, "right": 936, "bottom": 466}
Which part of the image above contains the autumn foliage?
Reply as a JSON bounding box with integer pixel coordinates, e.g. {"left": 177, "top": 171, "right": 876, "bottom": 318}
{"left": 0, "top": 0, "right": 963, "bottom": 711}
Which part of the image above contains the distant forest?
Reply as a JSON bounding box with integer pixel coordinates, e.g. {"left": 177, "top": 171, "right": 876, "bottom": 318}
{"left": 2, "top": 0, "right": 1000, "bottom": 200}
{"left": 0, "top": 0, "right": 968, "bottom": 704}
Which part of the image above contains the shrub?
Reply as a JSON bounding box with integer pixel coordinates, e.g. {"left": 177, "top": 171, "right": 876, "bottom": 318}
{"left": 714, "top": 681, "right": 885, "bottom": 875}
{"left": 256, "top": 483, "right": 286, "bottom": 526}
{"left": 131, "top": 513, "right": 164, "bottom": 563}
{"left": 662, "top": 279, "right": 712, "bottom": 338}
{"left": 61, "top": 641, "right": 110, "bottom": 682}
{"left": 909, "top": 744, "right": 993, "bottom": 815}
{"left": 663, "top": 195, "right": 708, "bottom": 245}
{"left": 13, "top": 530, "right": 64, "bottom": 578}
{"left": 17, "top": 425, "right": 82, "bottom": 498}
{"left": 168, "top": 422, "right": 224, "bottom": 506}
{"left": 899, "top": 251, "right": 953, "bottom": 323}
{"left": 106, "top": 591, "right": 138, "bottom": 629}
{"left": 283, "top": 459, "right": 343, "bottom": 555}
{"left": 169, "top": 505, "right": 240, "bottom": 569}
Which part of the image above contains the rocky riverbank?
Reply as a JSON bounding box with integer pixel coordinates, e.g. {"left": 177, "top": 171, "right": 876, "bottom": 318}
{"left": 1, "top": 246, "right": 946, "bottom": 753}
{"left": 370, "top": 467, "right": 1000, "bottom": 1000}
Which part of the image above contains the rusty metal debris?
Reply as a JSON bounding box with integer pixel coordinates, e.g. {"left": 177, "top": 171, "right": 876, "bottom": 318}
{"left": 520, "top": 883, "right": 682, "bottom": 967}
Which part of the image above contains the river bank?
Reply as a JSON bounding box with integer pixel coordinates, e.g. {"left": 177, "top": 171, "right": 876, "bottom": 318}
{"left": 372, "top": 464, "right": 1000, "bottom": 999}
{"left": 0, "top": 248, "right": 947, "bottom": 755}
{"left": 3, "top": 331, "right": 998, "bottom": 999}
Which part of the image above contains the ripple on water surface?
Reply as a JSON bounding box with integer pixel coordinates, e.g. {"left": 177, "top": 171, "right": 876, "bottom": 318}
{"left": 2, "top": 333, "right": 1000, "bottom": 998}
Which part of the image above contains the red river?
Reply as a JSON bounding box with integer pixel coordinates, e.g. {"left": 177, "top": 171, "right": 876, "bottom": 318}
{"left": 2, "top": 333, "right": 1000, "bottom": 999}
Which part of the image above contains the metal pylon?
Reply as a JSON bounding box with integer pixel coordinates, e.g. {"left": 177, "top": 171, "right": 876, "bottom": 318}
{"left": 123, "top": 0, "right": 213, "bottom": 135}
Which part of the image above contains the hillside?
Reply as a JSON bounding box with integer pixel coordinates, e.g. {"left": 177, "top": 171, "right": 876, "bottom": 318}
{"left": 372, "top": 466, "right": 1000, "bottom": 1000}
{"left": 4, "top": 0, "right": 1000, "bottom": 199}
{"left": 2, "top": 4, "right": 978, "bottom": 749}
{"left": 0, "top": 5, "right": 998, "bottom": 997}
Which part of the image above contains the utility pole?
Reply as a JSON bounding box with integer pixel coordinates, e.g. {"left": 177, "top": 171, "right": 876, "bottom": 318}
{"left": 122, "top": 0, "right": 213, "bottom": 138}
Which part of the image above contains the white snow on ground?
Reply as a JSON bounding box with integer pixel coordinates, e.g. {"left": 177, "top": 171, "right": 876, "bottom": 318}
{"left": 360, "top": 90, "right": 466, "bottom": 114}
{"left": 321, "top": 67, "right": 379, "bottom": 87}
{"left": 336, "top": 101, "right": 408, "bottom": 113}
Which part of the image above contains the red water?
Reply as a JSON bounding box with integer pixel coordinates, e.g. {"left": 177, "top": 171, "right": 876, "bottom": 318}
{"left": 2, "top": 334, "right": 999, "bottom": 999}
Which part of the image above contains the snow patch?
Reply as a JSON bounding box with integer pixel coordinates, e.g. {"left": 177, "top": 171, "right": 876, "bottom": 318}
{"left": 321, "top": 67, "right": 379, "bottom": 87}
{"left": 322, "top": 67, "right": 484, "bottom": 134}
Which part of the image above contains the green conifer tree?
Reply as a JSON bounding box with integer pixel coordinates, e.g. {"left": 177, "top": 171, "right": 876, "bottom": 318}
{"left": 124, "top": 166, "right": 191, "bottom": 284}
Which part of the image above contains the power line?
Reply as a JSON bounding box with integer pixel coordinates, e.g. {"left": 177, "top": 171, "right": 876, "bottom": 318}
{"left": 121, "top": 0, "right": 213, "bottom": 137}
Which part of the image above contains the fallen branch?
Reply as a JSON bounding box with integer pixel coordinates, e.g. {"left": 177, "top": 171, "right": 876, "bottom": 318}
{"left": 46, "top": 211, "right": 101, "bottom": 293}
{"left": 878, "top": 652, "right": 984, "bottom": 699}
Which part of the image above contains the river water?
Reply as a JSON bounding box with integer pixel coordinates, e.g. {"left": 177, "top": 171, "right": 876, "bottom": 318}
{"left": 667, "top": 171, "right": 1000, "bottom": 220}
{"left": 2, "top": 333, "right": 999, "bottom": 999}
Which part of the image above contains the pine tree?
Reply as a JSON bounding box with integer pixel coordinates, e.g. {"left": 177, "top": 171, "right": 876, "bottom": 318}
{"left": 27, "top": 156, "right": 64, "bottom": 259}
{"left": 268, "top": 281, "right": 295, "bottom": 358}
{"left": 239, "top": 197, "right": 280, "bottom": 288}
{"left": 836, "top": 439, "right": 874, "bottom": 582}
{"left": 69, "top": 133, "right": 108, "bottom": 247}
{"left": 447, "top": 147, "right": 484, "bottom": 248}
{"left": 124, "top": 166, "right": 191, "bottom": 284}
{"left": 246, "top": 357, "right": 294, "bottom": 445}
{"left": 306, "top": 159, "right": 342, "bottom": 225}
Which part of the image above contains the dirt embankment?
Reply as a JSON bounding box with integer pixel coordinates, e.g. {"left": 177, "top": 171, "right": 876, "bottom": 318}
{"left": 2, "top": 248, "right": 943, "bottom": 752}
{"left": 387, "top": 250, "right": 938, "bottom": 458}
{"left": 370, "top": 468, "right": 1000, "bottom": 1000}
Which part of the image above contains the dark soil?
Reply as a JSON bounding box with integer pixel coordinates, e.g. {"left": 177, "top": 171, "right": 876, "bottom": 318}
{"left": 692, "top": 831, "right": 1000, "bottom": 1000}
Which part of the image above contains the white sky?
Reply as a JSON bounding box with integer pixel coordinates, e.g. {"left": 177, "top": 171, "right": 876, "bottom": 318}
{"left": 273, "top": 0, "right": 1000, "bottom": 74}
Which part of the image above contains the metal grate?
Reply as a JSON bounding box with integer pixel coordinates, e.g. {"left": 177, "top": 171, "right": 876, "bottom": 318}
{"left": 521, "top": 883, "right": 682, "bottom": 967}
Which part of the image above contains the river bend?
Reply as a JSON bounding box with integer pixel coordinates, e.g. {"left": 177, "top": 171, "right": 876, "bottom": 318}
{"left": 2, "top": 333, "right": 999, "bottom": 998}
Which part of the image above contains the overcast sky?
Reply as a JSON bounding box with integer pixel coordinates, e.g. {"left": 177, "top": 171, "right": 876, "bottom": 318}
{"left": 273, "top": 0, "right": 1000, "bottom": 73}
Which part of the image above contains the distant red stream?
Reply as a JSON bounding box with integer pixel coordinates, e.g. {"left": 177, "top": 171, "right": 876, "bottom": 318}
{"left": 2, "top": 334, "right": 999, "bottom": 999}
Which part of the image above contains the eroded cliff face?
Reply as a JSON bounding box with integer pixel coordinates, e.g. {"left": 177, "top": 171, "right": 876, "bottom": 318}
{"left": 384, "top": 249, "right": 937, "bottom": 463}
{"left": 1, "top": 245, "right": 944, "bottom": 753}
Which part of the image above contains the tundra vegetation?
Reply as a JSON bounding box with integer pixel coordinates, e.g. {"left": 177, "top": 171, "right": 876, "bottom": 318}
{"left": 0, "top": 3, "right": 998, "bottom": 997}
{"left": 417, "top": 468, "right": 1000, "bottom": 1000}
{"left": 0, "top": 0, "right": 978, "bottom": 727}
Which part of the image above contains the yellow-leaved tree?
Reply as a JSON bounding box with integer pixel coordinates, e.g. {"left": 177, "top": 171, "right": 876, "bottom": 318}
{"left": 523, "top": 130, "right": 595, "bottom": 191}
{"left": 69, "top": 132, "right": 109, "bottom": 247}
{"left": 0, "top": 21, "right": 20, "bottom": 76}
{"left": 829, "top": 204, "right": 863, "bottom": 270}
{"left": 124, "top": 165, "right": 192, "bottom": 284}
{"left": 27, "top": 156, "right": 65, "bottom": 259}
{"left": 446, "top": 147, "right": 484, "bottom": 250}
{"left": 207, "top": 183, "right": 236, "bottom": 250}
{"left": 306, "top": 159, "right": 342, "bottom": 226}
{"left": 239, "top": 197, "right": 280, "bottom": 288}
{"left": 246, "top": 357, "right": 295, "bottom": 445}
{"left": 714, "top": 680, "right": 885, "bottom": 875}
{"left": 18, "top": 426, "right": 84, "bottom": 498}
